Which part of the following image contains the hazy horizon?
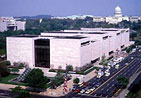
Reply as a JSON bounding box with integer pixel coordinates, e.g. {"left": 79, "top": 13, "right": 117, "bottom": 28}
{"left": 0, "top": 0, "right": 141, "bottom": 17}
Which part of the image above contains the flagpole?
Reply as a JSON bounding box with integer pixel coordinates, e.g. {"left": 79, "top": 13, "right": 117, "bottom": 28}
{"left": 63, "top": 64, "right": 68, "bottom": 98}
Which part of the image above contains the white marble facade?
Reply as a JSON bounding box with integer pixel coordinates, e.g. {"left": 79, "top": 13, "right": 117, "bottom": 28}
{"left": 7, "top": 28, "right": 130, "bottom": 69}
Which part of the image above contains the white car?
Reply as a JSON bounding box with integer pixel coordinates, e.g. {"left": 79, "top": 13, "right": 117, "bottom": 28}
{"left": 80, "top": 89, "right": 85, "bottom": 94}
{"left": 90, "top": 87, "right": 95, "bottom": 91}
{"left": 105, "top": 69, "right": 109, "bottom": 74}
{"left": 125, "top": 63, "right": 128, "bottom": 65}
{"left": 131, "top": 57, "right": 134, "bottom": 59}
{"left": 115, "top": 64, "right": 119, "bottom": 69}
{"left": 105, "top": 72, "right": 110, "bottom": 76}
{"left": 85, "top": 89, "right": 91, "bottom": 94}
{"left": 78, "top": 83, "right": 83, "bottom": 87}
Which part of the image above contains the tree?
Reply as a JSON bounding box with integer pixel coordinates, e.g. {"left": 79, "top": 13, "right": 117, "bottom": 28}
{"left": 130, "top": 33, "right": 137, "bottom": 40}
{"left": 24, "top": 68, "right": 48, "bottom": 91}
{"left": 117, "top": 76, "right": 129, "bottom": 88}
{"left": 0, "top": 63, "right": 10, "bottom": 77}
{"left": 135, "top": 39, "right": 141, "bottom": 45}
{"left": 11, "top": 86, "right": 33, "bottom": 98}
{"left": 73, "top": 78, "right": 80, "bottom": 84}
{"left": 66, "top": 65, "right": 73, "bottom": 71}
{"left": 126, "top": 47, "right": 132, "bottom": 53}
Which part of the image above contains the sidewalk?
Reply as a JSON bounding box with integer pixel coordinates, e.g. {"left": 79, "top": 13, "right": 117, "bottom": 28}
{"left": 39, "top": 80, "right": 74, "bottom": 97}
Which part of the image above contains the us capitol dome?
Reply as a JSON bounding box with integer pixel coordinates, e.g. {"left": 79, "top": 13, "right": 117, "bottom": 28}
{"left": 114, "top": 6, "right": 122, "bottom": 17}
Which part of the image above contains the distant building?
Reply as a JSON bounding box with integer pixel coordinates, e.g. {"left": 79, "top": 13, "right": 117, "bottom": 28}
{"left": 0, "top": 17, "right": 26, "bottom": 32}
{"left": 129, "top": 16, "right": 140, "bottom": 23}
{"left": 93, "top": 6, "right": 140, "bottom": 24}
{"left": 51, "top": 15, "right": 93, "bottom": 20}
{"left": 93, "top": 16, "right": 106, "bottom": 22}
{"left": 7, "top": 28, "right": 130, "bottom": 70}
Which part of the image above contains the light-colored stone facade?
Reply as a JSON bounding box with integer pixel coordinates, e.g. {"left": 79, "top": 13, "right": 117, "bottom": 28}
{"left": 7, "top": 28, "right": 130, "bottom": 69}
{"left": 0, "top": 17, "right": 26, "bottom": 32}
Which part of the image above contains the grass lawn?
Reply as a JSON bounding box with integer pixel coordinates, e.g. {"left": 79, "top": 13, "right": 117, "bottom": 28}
{"left": 0, "top": 74, "right": 51, "bottom": 89}
{"left": 0, "top": 74, "right": 26, "bottom": 86}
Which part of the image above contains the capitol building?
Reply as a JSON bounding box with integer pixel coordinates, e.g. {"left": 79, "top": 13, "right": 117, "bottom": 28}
{"left": 93, "top": 6, "right": 140, "bottom": 24}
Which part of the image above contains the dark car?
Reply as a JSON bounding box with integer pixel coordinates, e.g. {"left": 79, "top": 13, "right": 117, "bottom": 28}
{"left": 72, "top": 86, "right": 77, "bottom": 91}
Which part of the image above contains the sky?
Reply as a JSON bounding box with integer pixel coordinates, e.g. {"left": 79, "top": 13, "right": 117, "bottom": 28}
{"left": 0, "top": 0, "right": 140, "bottom": 17}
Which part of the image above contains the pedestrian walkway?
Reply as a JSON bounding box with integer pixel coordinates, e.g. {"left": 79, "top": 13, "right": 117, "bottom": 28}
{"left": 39, "top": 79, "right": 73, "bottom": 97}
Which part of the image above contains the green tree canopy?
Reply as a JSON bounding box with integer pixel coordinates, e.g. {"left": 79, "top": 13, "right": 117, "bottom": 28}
{"left": 73, "top": 78, "right": 80, "bottom": 84}
{"left": 24, "top": 68, "right": 48, "bottom": 91}
{"left": 117, "top": 76, "right": 129, "bottom": 88}
{"left": 12, "top": 86, "right": 33, "bottom": 98}
{"left": 66, "top": 65, "right": 73, "bottom": 71}
{"left": 0, "top": 63, "right": 10, "bottom": 77}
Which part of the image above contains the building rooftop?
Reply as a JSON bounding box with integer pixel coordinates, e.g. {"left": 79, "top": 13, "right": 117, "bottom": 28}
{"left": 43, "top": 31, "right": 106, "bottom": 34}
{"left": 12, "top": 34, "right": 39, "bottom": 38}
{"left": 40, "top": 35, "right": 87, "bottom": 39}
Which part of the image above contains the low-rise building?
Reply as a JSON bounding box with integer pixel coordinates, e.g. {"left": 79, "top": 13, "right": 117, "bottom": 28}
{"left": 0, "top": 17, "right": 26, "bottom": 32}
{"left": 7, "top": 28, "right": 130, "bottom": 70}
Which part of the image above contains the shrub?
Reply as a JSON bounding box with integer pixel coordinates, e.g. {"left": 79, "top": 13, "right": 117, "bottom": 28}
{"left": 12, "top": 86, "right": 33, "bottom": 98}
{"left": 66, "top": 65, "right": 73, "bottom": 71}
{"left": 76, "top": 70, "right": 84, "bottom": 74}
{"left": 58, "top": 69, "right": 66, "bottom": 73}
{"left": 49, "top": 69, "right": 56, "bottom": 72}
{"left": 73, "top": 78, "right": 80, "bottom": 84}
{"left": 19, "top": 63, "right": 24, "bottom": 69}
{"left": 0, "top": 64, "right": 10, "bottom": 77}
{"left": 5, "top": 61, "right": 11, "bottom": 66}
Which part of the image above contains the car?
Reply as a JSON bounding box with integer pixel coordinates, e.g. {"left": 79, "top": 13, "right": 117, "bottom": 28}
{"left": 72, "top": 86, "right": 77, "bottom": 91}
{"left": 85, "top": 89, "right": 91, "bottom": 94}
{"left": 82, "top": 82, "right": 88, "bottom": 87}
{"left": 115, "top": 64, "right": 119, "bottom": 69}
{"left": 78, "top": 83, "right": 83, "bottom": 87}
{"left": 74, "top": 89, "right": 80, "bottom": 93}
{"left": 96, "top": 83, "right": 100, "bottom": 87}
{"left": 105, "top": 69, "right": 109, "bottom": 74}
{"left": 90, "top": 87, "right": 95, "bottom": 91}
{"left": 84, "top": 87, "right": 89, "bottom": 91}
{"left": 105, "top": 72, "right": 110, "bottom": 76}
{"left": 80, "top": 89, "right": 85, "bottom": 94}
{"left": 125, "top": 63, "right": 128, "bottom": 65}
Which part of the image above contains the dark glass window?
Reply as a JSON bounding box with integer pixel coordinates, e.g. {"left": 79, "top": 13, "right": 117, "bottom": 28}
{"left": 103, "top": 36, "right": 108, "bottom": 40}
{"left": 35, "top": 39, "right": 50, "bottom": 68}
{"left": 81, "top": 41, "right": 90, "bottom": 46}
